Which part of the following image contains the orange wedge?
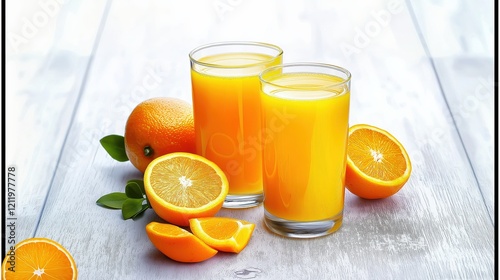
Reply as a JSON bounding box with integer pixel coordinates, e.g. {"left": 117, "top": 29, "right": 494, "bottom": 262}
{"left": 345, "top": 124, "right": 412, "bottom": 199}
{"left": 146, "top": 222, "right": 217, "bottom": 263}
{"left": 144, "top": 152, "right": 229, "bottom": 226}
{"left": 2, "top": 237, "right": 77, "bottom": 280}
{"left": 189, "top": 217, "right": 255, "bottom": 253}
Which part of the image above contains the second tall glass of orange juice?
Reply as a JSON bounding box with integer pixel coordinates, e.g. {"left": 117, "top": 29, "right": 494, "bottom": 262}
{"left": 259, "top": 63, "right": 351, "bottom": 238}
{"left": 189, "top": 42, "right": 283, "bottom": 208}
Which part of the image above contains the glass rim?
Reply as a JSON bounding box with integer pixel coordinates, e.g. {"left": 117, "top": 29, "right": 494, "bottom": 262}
{"left": 259, "top": 62, "right": 352, "bottom": 90}
{"left": 189, "top": 41, "right": 283, "bottom": 69}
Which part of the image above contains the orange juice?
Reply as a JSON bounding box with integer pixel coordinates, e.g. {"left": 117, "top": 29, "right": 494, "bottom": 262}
{"left": 191, "top": 52, "right": 282, "bottom": 196}
{"left": 261, "top": 73, "right": 350, "bottom": 222}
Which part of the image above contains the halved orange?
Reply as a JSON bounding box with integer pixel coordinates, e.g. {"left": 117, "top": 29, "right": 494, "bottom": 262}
{"left": 189, "top": 217, "right": 255, "bottom": 253}
{"left": 345, "top": 124, "right": 412, "bottom": 199}
{"left": 146, "top": 222, "right": 217, "bottom": 263}
{"left": 144, "top": 152, "right": 229, "bottom": 226}
{"left": 2, "top": 237, "right": 77, "bottom": 280}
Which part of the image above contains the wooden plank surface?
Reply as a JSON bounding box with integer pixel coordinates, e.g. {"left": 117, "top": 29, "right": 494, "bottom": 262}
{"left": 408, "top": 0, "right": 495, "bottom": 221}
{"left": 5, "top": 0, "right": 110, "bottom": 245}
{"left": 6, "top": 0, "right": 495, "bottom": 279}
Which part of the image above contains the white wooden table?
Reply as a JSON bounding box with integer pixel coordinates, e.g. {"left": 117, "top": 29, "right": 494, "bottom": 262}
{"left": 5, "top": 0, "right": 495, "bottom": 279}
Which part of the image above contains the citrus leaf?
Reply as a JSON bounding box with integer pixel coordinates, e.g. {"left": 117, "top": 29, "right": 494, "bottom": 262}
{"left": 127, "top": 179, "right": 145, "bottom": 195}
{"left": 132, "top": 204, "right": 150, "bottom": 219}
{"left": 96, "top": 192, "right": 128, "bottom": 209}
{"left": 125, "top": 181, "right": 144, "bottom": 199}
{"left": 122, "top": 198, "right": 145, "bottom": 220}
{"left": 100, "top": 135, "right": 129, "bottom": 162}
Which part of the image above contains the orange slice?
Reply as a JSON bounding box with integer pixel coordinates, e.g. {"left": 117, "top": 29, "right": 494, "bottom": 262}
{"left": 144, "top": 152, "right": 229, "bottom": 226}
{"left": 345, "top": 124, "right": 412, "bottom": 199}
{"left": 189, "top": 217, "right": 255, "bottom": 253}
{"left": 2, "top": 237, "right": 77, "bottom": 280}
{"left": 146, "top": 222, "right": 217, "bottom": 263}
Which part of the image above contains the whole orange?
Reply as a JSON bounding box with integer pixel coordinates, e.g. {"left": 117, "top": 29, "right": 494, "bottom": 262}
{"left": 124, "top": 97, "right": 196, "bottom": 173}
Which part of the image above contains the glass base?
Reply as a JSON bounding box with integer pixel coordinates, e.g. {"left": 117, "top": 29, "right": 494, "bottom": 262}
{"left": 223, "top": 194, "right": 263, "bottom": 209}
{"left": 264, "top": 209, "right": 343, "bottom": 238}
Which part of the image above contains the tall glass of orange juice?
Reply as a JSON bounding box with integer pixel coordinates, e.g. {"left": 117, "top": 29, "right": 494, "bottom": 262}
{"left": 189, "top": 42, "right": 283, "bottom": 208}
{"left": 259, "top": 63, "right": 351, "bottom": 238}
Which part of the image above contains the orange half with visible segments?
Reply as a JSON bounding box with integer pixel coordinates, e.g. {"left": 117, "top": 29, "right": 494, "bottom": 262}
{"left": 345, "top": 124, "right": 412, "bottom": 199}
{"left": 2, "top": 237, "right": 77, "bottom": 280}
{"left": 144, "top": 152, "right": 229, "bottom": 226}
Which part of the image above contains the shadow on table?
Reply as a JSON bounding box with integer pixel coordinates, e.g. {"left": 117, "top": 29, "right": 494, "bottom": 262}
{"left": 345, "top": 192, "right": 409, "bottom": 215}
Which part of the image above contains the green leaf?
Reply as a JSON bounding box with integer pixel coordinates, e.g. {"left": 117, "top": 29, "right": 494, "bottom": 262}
{"left": 100, "top": 135, "right": 129, "bottom": 162}
{"left": 125, "top": 181, "right": 144, "bottom": 199}
{"left": 132, "top": 204, "right": 150, "bottom": 219}
{"left": 127, "top": 179, "right": 145, "bottom": 194}
{"left": 96, "top": 192, "right": 128, "bottom": 209}
{"left": 96, "top": 179, "right": 150, "bottom": 220}
{"left": 122, "top": 198, "right": 145, "bottom": 220}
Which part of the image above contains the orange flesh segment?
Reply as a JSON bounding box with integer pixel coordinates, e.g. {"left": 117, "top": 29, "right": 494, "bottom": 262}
{"left": 2, "top": 238, "right": 77, "bottom": 280}
{"left": 203, "top": 220, "right": 239, "bottom": 239}
{"left": 150, "top": 222, "right": 190, "bottom": 236}
{"left": 348, "top": 128, "right": 407, "bottom": 181}
{"left": 189, "top": 217, "right": 255, "bottom": 253}
{"left": 149, "top": 157, "right": 223, "bottom": 208}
